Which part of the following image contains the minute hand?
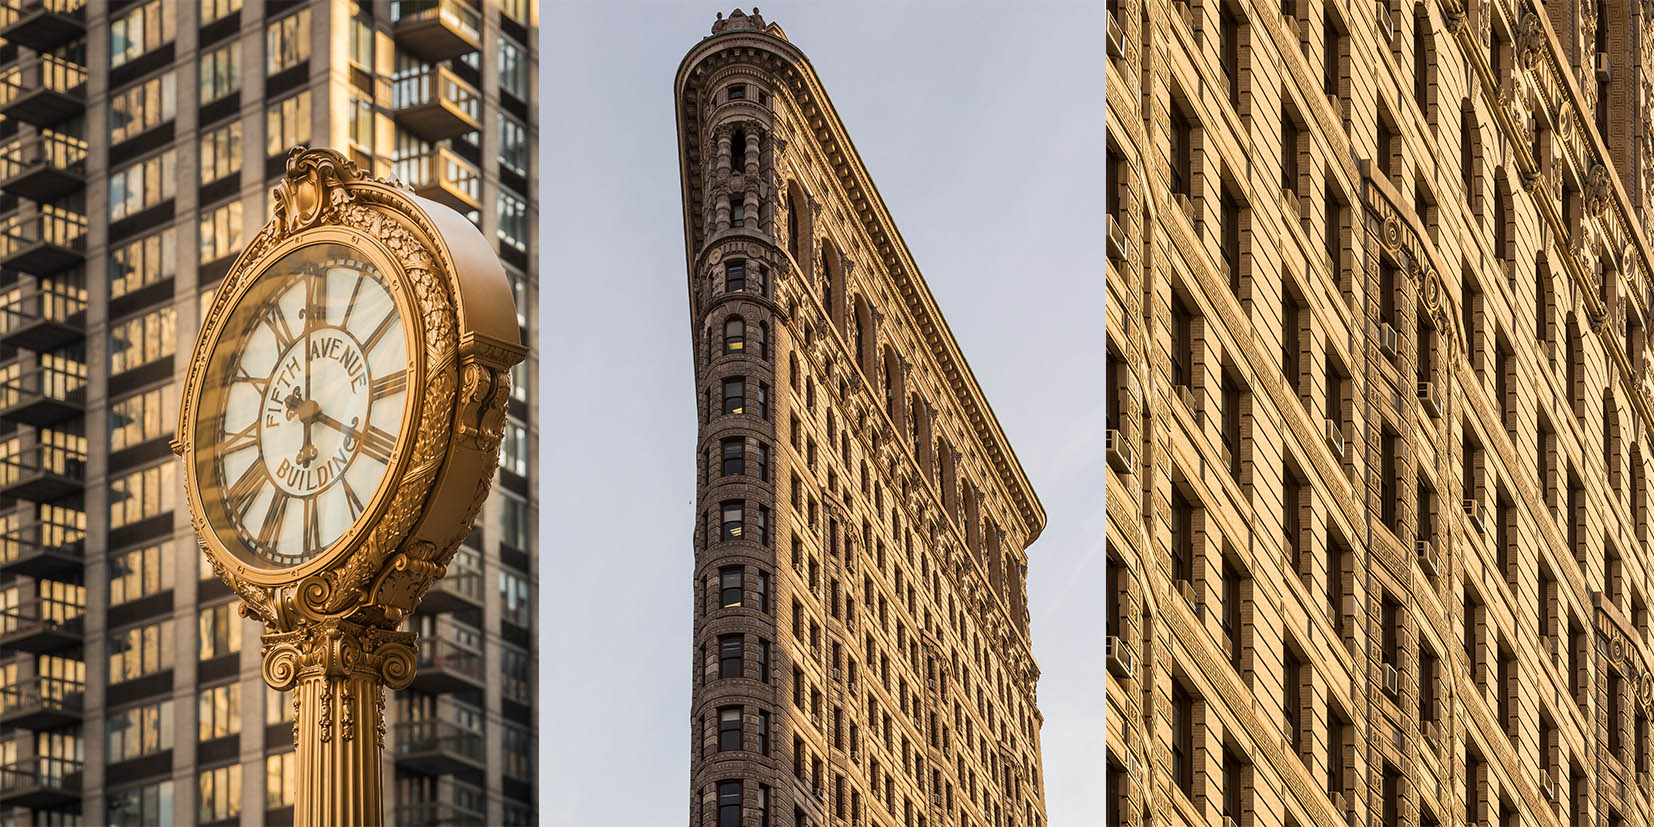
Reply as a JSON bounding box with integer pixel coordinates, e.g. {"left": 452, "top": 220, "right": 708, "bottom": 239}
{"left": 316, "top": 413, "right": 396, "bottom": 464}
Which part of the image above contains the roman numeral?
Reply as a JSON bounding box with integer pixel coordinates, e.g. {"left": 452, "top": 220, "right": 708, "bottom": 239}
{"left": 370, "top": 370, "right": 407, "bottom": 398}
{"left": 303, "top": 271, "right": 326, "bottom": 332}
{"left": 361, "top": 308, "right": 398, "bottom": 355}
{"left": 303, "top": 498, "right": 322, "bottom": 556}
{"left": 233, "top": 366, "right": 268, "bottom": 393}
{"left": 343, "top": 479, "right": 366, "bottom": 519}
{"left": 220, "top": 422, "right": 259, "bottom": 455}
{"left": 257, "top": 494, "right": 287, "bottom": 550}
{"left": 358, "top": 425, "right": 397, "bottom": 465}
{"left": 266, "top": 305, "right": 297, "bottom": 350}
{"left": 341, "top": 274, "right": 366, "bottom": 328}
{"left": 226, "top": 463, "right": 267, "bottom": 518}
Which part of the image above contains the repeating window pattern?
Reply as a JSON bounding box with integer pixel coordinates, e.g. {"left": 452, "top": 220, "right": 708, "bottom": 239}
{"left": 108, "top": 618, "right": 174, "bottom": 682}
{"left": 198, "top": 763, "right": 242, "bottom": 823}
{"left": 266, "top": 685, "right": 293, "bottom": 725}
{"left": 499, "top": 37, "right": 529, "bottom": 98}
{"left": 199, "top": 200, "right": 243, "bottom": 263}
{"left": 501, "top": 115, "right": 529, "bottom": 175}
{"left": 266, "top": 91, "right": 312, "bottom": 156}
{"left": 110, "top": 305, "right": 175, "bottom": 374}
{"left": 107, "top": 698, "right": 173, "bottom": 762}
{"left": 265, "top": 10, "right": 311, "bottom": 74}
{"left": 108, "top": 779, "right": 173, "bottom": 826}
{"left": 500, "top": 570, "right": 531, "bottom": 627}
{"left": 197, "top": 683, "right": 240, "bottom": 739}
{"left": 266, "top": 751, "right": 296, "bottom": 808}
{"left": 109, "top": 462, "right": 175, "bottom": 528}
{"left": 501, "top": 492, "right": 532, "bottom": 550}
{"left": 200, "top": 121, "right": 241, "bottom": 183}
{"left": 198, "top": 602, "right": 241, "bottom": 660}
{"left": 200, "top": 0, "right": 240, "bottom": 24}
{"left": 110, "top": 383, "right": 176, "bottom": 451}
{"left": 110, "top": 72, "right": 176, "bottom": 143}
{"left": 110, "top": 227, "right": 176, "bottom": 299}
{"left": 502, "top": 420, "right": 529, "bottom": 476}
{"left": 200, "top": 42, "right": 240, "bottom": 102}
{"left": 498, "top": 191, "right": 529, "bottom": 250}
{"left": 109, "top": 150, "right": 176, "bottom": 221}
{"left": 110, "top": 0, "right": 175, "bottom": 68}
{"left": 108, "top": 541, "right": 174, "bottom": 605}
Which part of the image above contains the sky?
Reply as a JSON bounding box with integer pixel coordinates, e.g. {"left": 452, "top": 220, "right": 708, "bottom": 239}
{"left": 539, "top": 2, "right": 1107, "bottom": 822}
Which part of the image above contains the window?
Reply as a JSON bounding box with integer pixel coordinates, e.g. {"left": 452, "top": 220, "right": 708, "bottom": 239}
{"left": 198, "top": 763, "right": 241, "bottom": 823}
{"left": 201, "top": 0, "right": 240, "bottom": 23}
{"left": 347, "top": 93, "right": 372, "bottom": 150}
{"left": 199, "top": 200, "right": 242, "bottom": 263}
{"left": 721, "top": 438, "right": 745, "bottom": 476}
{"left": 500, "top": 493, "right": 532, "bottom": 550}
{"left": 721, "top": 567, "right": 743, "bottom": 607}
{"left": 757, "top": 505, "right": 770, "bottom": 546}
{"left": 108, "top": 779, "right": 173, "bottom": 826}
{"left": 502, "top": 420, "right": 529, "bottom": 476}
{"left": 110, "top": 384, "right": 176, "bottom": 451}
{"left": 110, "top": 150, "right": 177, "bottom": 221}
{"left": 719, "top": 706, "right": 743, "bottom": 751}
{"left": 110, "top": 72, "right": 176, "bottom": 144}
{"left": 723, "top": 377, "right": 745, "bottom": 415}
{"left": 107, "top": 698, "right": 173, "bottom": 761}
{"left": 501, "top": 644, "right": 532, "bottom": 703}
{"left": 348, "top": 16, "right": 372, "bottom": 68}
{"left": 726, "top": 260, "right": 746, "bottom": 292}
{"left": 758, "top": 710, "right": 770, "bottom": 754}
{"left": 1169, "top": 100, "right": 1192, "bottom": 197}
{"left": 499, "top": 37, "right": 529, "bottom": 98}
{"left": 109, "top": 541, "right": 173, "bottom": 605}
{"left": 757, "top": 443, "right": 770, "bottom": 482}
{"left": 718, "top": 780, "right": 742, "bottom": 826}
{"left": 1220, "top": 2, "right": 1242, "bottom": 108}
{"left": 266, "top": 91, "right": 312, "bottom": 155}
{"left": 111, "top": 0, "right": 176, "bottom": 68}
{"left": 500, "top": 569, "right": 531, "bottom": 627}
{"left": 757, "top": 382, "right": 770, "bottom": 419}
{"left": 198, "top": 683, "right": 241, "bottom": 739}
{"left": 731, "top": 201, "right": 746, "bottom": 228}
{"left": 501, "top": 115, "right": 529, "bottom": 175}
{"left": 199, "top": 121, "right": 242, "bottom": 184}
{"left": 109, "top": 617, "right": 174, "bottom": 682}
{"left": 725, "top": 317, "right": 746, "bottom": 353}
{"left": 757, "top": 638, "right": 770, "bottom": 682}
{"left": 265, "top": 751, "right": 295, "bottom": 808}
{"left": 198, "top": 602, "right": 241, "bottom": 660}
{"left": 200, "top": 43, "right": 240, "bottom": 102}
{"left": 498, "top": 191, "right": 529, "bottom": 250}
{"left": 266, "top": 685, "right": 292, "bottom": 725}
{"left": 502, "top": 722, "right": 533, "bottom": 779}
{"left": 110, "top": 227, "right": 176, "bottom": 299}
{"left": 109, "top": 462, "right": 176, "bottom": 528}
{"left": 719, "top": 634, "right": 743, "bottom": 678}
{"left": 266, "top": 10, "right": 310, "bottom": 74}
{"left": 728, "top": 84, "right": 746, "bottom": 101}
{"left": 1173, "top": 682, "right": 1194, "bottom": 796}
{"left": 722, "top": 501, "right": 744, "bottom": 541}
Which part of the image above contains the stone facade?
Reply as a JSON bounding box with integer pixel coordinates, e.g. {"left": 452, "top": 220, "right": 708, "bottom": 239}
{"left": 677, "top": 10, "right": 1048, "bottom": 827}
{"left": 1107, "top": 0, "right": 1654, "bottom": 824}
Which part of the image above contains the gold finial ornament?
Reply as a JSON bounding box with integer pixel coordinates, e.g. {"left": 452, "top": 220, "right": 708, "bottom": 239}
{"left": 172, "top": 147, "right": 527, "bottom": 826}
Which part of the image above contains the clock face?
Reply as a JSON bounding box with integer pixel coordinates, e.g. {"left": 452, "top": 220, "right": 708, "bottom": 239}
{"left": 193, "top": 242, "right": 410, "bottom": 570}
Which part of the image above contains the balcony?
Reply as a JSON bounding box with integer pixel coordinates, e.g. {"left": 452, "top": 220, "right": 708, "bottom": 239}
{"left": 0, "top": 675, "right": 81, "bottom": 730}
{"left": 0, "top": 507, "right": 83, "bottom": 581}
{"left": 411, "top": 630, "right": 483, "bottom": 693}
{"left": 392, "top": 66, "right": 480, "bottom": 141}
{"left": 0, "top": 209, "right": 85, "bottom": 276}
{"left": 0, "top": 131, "right": 85, "bottom": 204}
{"left": 392, "top": 799, "right": 488, "bottom": 827}
{"left": 0, "top": 755, "right": 80, "bottom": 808}
{"left": 0, "top": 282, "right": 85, "bottom": 352}
{"left": 394, "top": 147, "right": 481, "bottom": 213}
{"left": 0, "top": 596, "right": 83, "bottom": 653}
{"left": 0, "top": 0, "right": 84, "bottom": 53}
{"left": 393, "top": 720, "right": 485, "bottom": 776}
{"left": 0, "top": 55, "right": 85, "bottom": 127}
{"left": 0, "top": 441, "right": 85, "bottom": 502}
{"left": 421, "top": 547, "right": 482, "bottom": 613}
{"left": 390, "top": 0, "right": 480, "bottom": 62}
{"left": 0, "top": 357, "right": 85, "bottom": 428}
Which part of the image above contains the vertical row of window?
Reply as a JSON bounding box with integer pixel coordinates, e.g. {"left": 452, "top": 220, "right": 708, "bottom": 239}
{"left": 707, "top": 779, "right": 772, "bottom": 827}
{"left": 717, "top": 501, "right": 771, "bottom": 546}
{"left": 713, "top": 437, "right": 771, "bottom": 483}
{"left": 703, "top": 706, "right": 770, "bottom": 755}
{"left": 706, "top": 634, "right": 771, "bottom": 684}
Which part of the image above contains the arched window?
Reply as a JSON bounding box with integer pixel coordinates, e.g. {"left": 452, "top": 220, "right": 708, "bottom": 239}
{"left": 880, "top": 346, "right": 904, "bottom": 429}
{"left": 786, "top": 181, "right": 806, "bottom": 263}
{"left": 724, "top": 317, "right": 745, "bottom": 353}
{"left": 853, "top": 296, "right": 875, "bottom": 377}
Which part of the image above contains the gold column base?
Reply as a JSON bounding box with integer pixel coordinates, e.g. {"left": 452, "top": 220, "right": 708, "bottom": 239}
{"left": 262, "top": 619, "right": 417, "bottom": 827}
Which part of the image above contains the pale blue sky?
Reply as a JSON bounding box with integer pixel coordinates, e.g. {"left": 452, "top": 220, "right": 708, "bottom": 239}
{"left": 539, "top": 2, "right": 1106, "bottom": 822}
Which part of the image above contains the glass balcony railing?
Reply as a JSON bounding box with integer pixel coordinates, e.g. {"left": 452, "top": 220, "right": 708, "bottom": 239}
{"left": 393, "top": 147, "right": 481, "bottom": 209}
{"left": 394, "top": 719, "right": 484, "bottom": 764}
{"left": 392, "top": 800, "right": 487, "bottom": 827}
{"left": 0, "top": 0, "right": 88, "bottom": 28}
{"left": 415, "top": 631, "right": 483, "bottom": 682}
{"left": 0, "top": 131, "right": 85, "bottom": 180}
{"left": 0, "top": 439, "right": 86, "bottom": 489}
{"left": 0, "top": 282, "right": 85, "bottom": 336}
{"left": 0, "top": 209, "right": 86, "bottom": 257}
{"left": 0, "top": 594, "right": 84, "bottom": 633}
{"left": 0, "top": 755, "right": 80, "bottom": 796}
{"left": 0, "top": 506, "right": 84, "bottom": 568}
{"left": 0, "top": 675, "right": 82, "bottom": 718}
{"left": 390, "top": 0, "right": 480, "bottom": 43}
{"left": 0, "top": 55, "right": 86, "bottom": 107}
{"left": 424, "top": 547, "right": 482, "bottom": 608}
{"left": 391, "top": 66, "right": 480, "bottom": 139}
{"left": 0, "top": 357, "right": 86, "bottom": 410}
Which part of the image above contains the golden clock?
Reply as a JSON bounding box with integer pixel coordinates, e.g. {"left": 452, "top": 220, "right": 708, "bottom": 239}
{"left": 172, "top": 147, "right": 525, "bottom": 827}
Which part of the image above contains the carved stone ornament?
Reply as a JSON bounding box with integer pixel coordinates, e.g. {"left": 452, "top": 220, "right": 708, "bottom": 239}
{"left": 1515, "top": 12, "right": 1546, "bottom": 68}
{"left": 172, "top": 147, "right": 527, "bottom": 827}
{"left": 1587, "top": 163, "right": 1613, "bottom": 216}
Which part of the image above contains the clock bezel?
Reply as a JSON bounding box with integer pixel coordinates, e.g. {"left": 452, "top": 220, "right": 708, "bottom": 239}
{"left": 182, "top": 227, "right": 424, "bottom": 584}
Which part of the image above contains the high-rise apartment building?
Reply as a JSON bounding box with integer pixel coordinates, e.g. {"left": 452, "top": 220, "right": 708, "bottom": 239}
{"left": 1107, "top": 0, "right": 1654, "bottom": 825}
{"left": 676, "top": 10, "right": 1047, "bottom": 827}
{"left": 0, "top": 0, "right": 537, "bottom": 823}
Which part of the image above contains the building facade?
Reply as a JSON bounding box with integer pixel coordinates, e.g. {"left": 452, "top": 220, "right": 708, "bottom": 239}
{"left": 0, "top": 0, "right": 538, "bottom": 823}
{"left": 1107, "top": 0, "right": 1654, "bottom": 825}
{"left": 676, "top": 10, "right": 1048, "bottom": 827}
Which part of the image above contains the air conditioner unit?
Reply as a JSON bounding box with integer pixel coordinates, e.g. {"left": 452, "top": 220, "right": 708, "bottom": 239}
{"left": 1176, "top": 385, "right": 1199, "bottom": 415}
{"left": 1177, "top": 578, "right": 1198, "bottom": 607}
{"left": 1383, "top": 663, "right": 1401, "bottom": 696}
{"left": 1106, "top": 635, "right": 1136, "bottom": 679}
{"left": 1464, "top": 499, "right": 1486, "bottom": 533}
{"left": 1378, "top": 322, "right": 1399, "bottom": 359}
{"left": 1540, "top": 770, "right": 1556, "bottom": 800}
{"left": 1106, "top": 214, "right": 1128, "bottom": 262}
{"left": 1174, "top": 0, "right": 1193, "bottom": 30}
{"left": 1418, "top": 381, "right": 1443, "bottom": 418}
{"left": 1324, "top": 417, "right": 1345, "bottom": 459}
{"left": 1223, "top": 817, "right": 1239, "bottom": 827}
{"left": 1106, "top": 10, "right": 1127, "bottom": 59}
{"left": 1377, "top": 3, "right": 1394, "bottom": 40}
{"left": 1597, "top": 51, "right": 1612, "bottom": 81}
{"left": 1327, "top": 92, "right": 1341, "bottom": 117}
{"left": 1285, "top": 15, "right": 1302, "bottom": 42}
{"left": 1417, "top": 539, "right": 1441, "bottom": 577}
{"left": 1106, "top": 429, "right": 1134, "bottom": 473}
{"left": 1425, "top": 719, "right": 1442, "bottom": 742}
